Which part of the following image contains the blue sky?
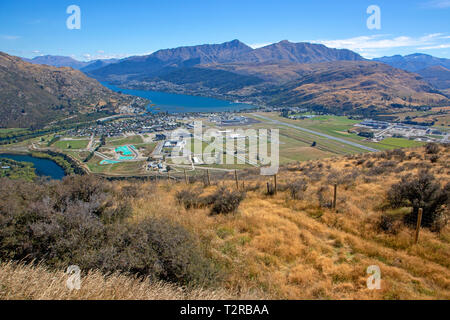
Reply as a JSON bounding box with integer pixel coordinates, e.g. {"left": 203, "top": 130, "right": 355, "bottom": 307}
{"left": 0, "top": 0, "right": 449, "bottom": 61}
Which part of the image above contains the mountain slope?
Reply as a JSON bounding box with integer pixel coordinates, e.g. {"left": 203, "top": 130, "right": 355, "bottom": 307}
{"left": 89, "top": 40, "right": 253, "bottom": 81}
{"left": 0, "top": 52, "right": 135, "bottom": 128}
{"left": 89, "top": 40, "right": 364, "bottom": 82}
{"left": 416, "top": 65, "right": 450, "bottom": 91}
{"left": 22, "top": 55, "right": 89, "bottom": 70}
{"left": 22, "top": 55, "right": 120, "bottom": 73}
{"left": 238, "top": 40, "right": 364, "bottom": 64}
{"left": 231, "top": 61, "right": 449, "bottom": 113}
{"left": 86, "top": 41, "right": 449, "bottom": 114}
{"left": 79, "top": 58, "right": 120, "bottom": 73}
{"left": 374, "top": 53, "right": 450, "bottom": 72}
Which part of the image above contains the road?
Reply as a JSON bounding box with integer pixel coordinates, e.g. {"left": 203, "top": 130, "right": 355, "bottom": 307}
{"left": 86, "top": 134, "right": 95, "bottom": 151}
{"left": 195, "top": 135, "right": 259, "bottom": 167}
{"left": 251, "top": 114, "right": 380, "bottom": 153}
{"left": 151, "top": 141, "right": 164, "bottom": 157}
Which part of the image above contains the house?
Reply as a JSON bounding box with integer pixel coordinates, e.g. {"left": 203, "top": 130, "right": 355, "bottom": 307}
{"left": 155, "top": 134, "right": 167, "bottom": 141}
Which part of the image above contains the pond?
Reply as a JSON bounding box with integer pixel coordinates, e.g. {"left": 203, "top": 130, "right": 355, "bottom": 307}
{"left": 0, "top": 153, "right": 66, "bottom": 180}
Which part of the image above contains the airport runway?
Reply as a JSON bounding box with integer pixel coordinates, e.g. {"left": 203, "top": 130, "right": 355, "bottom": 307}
{"left": 252, "top": 114, "right": 380, "bottom": 153}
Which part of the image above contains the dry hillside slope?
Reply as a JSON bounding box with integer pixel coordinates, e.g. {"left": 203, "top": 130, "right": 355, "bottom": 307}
{"left": 0, "top": 52, "right": 135, "bottom": 128}
{"left": 129, "top": 145, "right": 449, "bottom": 299}
{"left": 0, "top": 145, "right": 448, "bottom": 300}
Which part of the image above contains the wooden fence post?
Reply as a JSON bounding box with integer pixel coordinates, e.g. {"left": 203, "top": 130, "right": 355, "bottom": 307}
{"left": 414, "top": 208, "right": 423, "bottom": 244}
{"left": 333, "top": 183, "right": 337, "bottom": 210}
{"left": 267, "top": 182, "right": 271, "bottom": 195}
{"left": 235, "top": 170, "right": 239, "bottom": 190}
{"left": 274, "top": 174, "right": 277, "bottom": 195}
{"left": 207, "top": 169, "right": 211, "bottom": 186}
{"left": 184, "top": 169, "right": 188, "bottom": 185}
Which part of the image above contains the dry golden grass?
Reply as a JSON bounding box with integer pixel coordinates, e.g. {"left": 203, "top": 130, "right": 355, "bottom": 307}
{"left": 0, "top": 262, "right": 256, "bottom": 300}
{"left": 127, "top": 145, "right": 450, "bottom": 300}
{"left": 2, "top": 145, "right": 448, "bottom": 300}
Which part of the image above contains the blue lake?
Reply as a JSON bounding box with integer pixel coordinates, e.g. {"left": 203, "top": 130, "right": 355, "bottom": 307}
{"left": 102, "top": 83, "right": 258, "bottom": 113}
{"left": 0, "top": 154, "right": 66, "bottom": 180}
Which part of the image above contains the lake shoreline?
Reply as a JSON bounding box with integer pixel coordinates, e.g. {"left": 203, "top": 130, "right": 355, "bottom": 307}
{"left": 102, "top": 82, "right": 260, "bottom": 114}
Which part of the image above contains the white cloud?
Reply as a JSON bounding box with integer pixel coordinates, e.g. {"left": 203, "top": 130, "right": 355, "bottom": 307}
{"left": 0, "top": 35, "right": 21, "bottom": 40}
{"left": 249, "top": 42, "right": 272, "bottom": 49}
{"left": 424, "top": 0, "right": 450, "bottom": 8}
{"left": 419, "top": 43, "right": 450, "bottom": 49}
{"left": 309, "top": 33, "right": 450, "bottom": 58}
{"left": 80, "top": 52, "right": 131, "bottom": 61}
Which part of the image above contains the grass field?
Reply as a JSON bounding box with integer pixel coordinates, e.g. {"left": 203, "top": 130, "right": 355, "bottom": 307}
{"left": 105, "top": 136, "right": 144, "bottom": 147}
{"left": 87, "top": 156, "right": 144, "bottom": 175}
{"left": 134, "top": 142, "right": 157, "bottom": 157}
{"left": 247, "top": 113, "right": 430, "bottom": 153}
{"left": 0, "top": 128, "right": 26, "bottom": 135}
{"left": 373, "top": 138, "right": 425, "bottom": 149}
{"left": 54, "top": 139, "right": 89, "bottom": 150}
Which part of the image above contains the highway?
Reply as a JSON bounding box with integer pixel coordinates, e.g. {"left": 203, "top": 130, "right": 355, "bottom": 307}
{"left": 251, "top": 114, "right": 380, "bottom": 153}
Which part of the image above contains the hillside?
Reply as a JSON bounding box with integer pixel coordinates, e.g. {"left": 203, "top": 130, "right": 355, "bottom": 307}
{"left": 88, "top": 40, "right": 364, "bottom": 82}
{"left": 22, "top": 55, "right": 89, "bottom": 69}
{"left": 90, "top": 40, "right": 449, "bottom": 113}
{"left": 416, "top": 65, "right": 450, "bottom": 91}
{"left": 21, "top": 55, "right": 120, "bottom": 72}
{"left": 0, "top": 145, "right": 449, "bottom": 299}
{"left": 239, "top": 40, "right": 364, "bottom": 64}
{"left": 79, "top": 58, "right": 120, "bottom": 73}
{"left": 136, "top": 60, "right": 449, "bottom": 114}
{"left": 0, "top": 262, "right": 254, "bottom": 300}
{"left": 374, "top": 54, "right": 450, "bottom": 73}
{"left": 256, "top": 61, "right": 449, "bottom": 114}
{"left": 0, "top": 52, "right": 137, "bottom": 128}
{"left": 89, "top": 40, "right": 254, "bottom": 81}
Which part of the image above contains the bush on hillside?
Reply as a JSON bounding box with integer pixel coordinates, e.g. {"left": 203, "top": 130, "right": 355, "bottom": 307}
{"left": 425, "top": 143, "right": 440, "bottom": 155}
{"left": 176, "top": 189, "right": 204, "bottom": 209}
{"left": 386, "top": 170, "right": 449, "bottom": 230}
{"left": 287, "top": 179, "right": 308, "bottom": 200}
{"left": 0, "top": 177, "right": 217, "bottom": 286}
{"left": 210, "top": 187, "right": 246, "bottom": 215}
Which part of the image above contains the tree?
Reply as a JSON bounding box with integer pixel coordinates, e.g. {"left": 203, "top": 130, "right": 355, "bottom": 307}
{"left": 387, "top": 170, "right": 449, "bottom": 229}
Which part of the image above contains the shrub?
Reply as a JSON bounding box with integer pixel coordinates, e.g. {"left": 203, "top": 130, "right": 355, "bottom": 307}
{"left": 175, "top": 189, "right": 203, "bottom": 209}
{"left": 386, "top": 170, "right": 449, "bottom": 229}
{"left": 317, "top": 186, "right": 332, "bottom": 208}
{"left": 430, "top": 154, "right": 439, "bottom": 163}
{"left": 425, "top": 143, "right": 440, "bottom": 154}
{"left": 378, "top": 214, "right": 402, "bottom": 235}
{"left": 288, "top": 179, "right": 308, "bottom": 200}
{"left": 95, "top": 218, "right": 218, "bottom": 285}
{"left": 210, "top": 187, "right": 245, "bottom": 215}
{"left": 0, "top": 178, "right": 217, "bottom": 286}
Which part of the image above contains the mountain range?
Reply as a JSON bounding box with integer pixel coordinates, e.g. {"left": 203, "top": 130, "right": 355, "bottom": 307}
{"left": 83, "top": 40, "right": 448, "bottom": 113}
{"left": 4, "top": 40, "right": 450, "bottom": 128}
{"left": 374, "top": 53, "right": 450, "bottom": 72}
{"left": 0, "top": 52, "right": 135, "bottom": 128}
{"left": 374, "top": 53, "right": 450, "bottom": 93}
{"left": 22, "top": 55, "right": 119, "bottom": 72}
{"left": 87, "top": 40, "right": 365, "bottom": 82}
